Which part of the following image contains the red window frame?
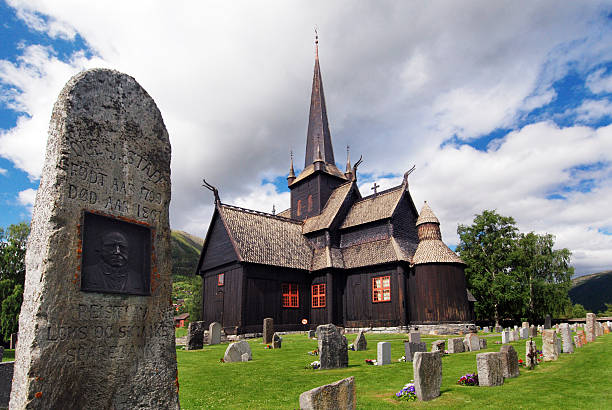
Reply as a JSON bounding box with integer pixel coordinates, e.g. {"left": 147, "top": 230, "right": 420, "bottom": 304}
{"left": 311, "top": 284, "right": 326, "bottom": 308}
{"left": 307, "top": 195, "right": 313, "bottom": 212}
{"left": 218, "top": 273, "right": 224, "bottom": 286}
{"left": 372, "top": 276, "right": 391, "bottom": 303}
{"left": 297, "top": 200, "right": 302, "bottom": 216}
{"left": 282, "top": 283, "right": 299, "bottom": 308}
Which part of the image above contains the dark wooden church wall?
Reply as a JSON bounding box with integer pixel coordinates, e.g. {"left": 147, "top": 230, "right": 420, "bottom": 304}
{"left": 408, "top": 263, "right": 472, "bottom": 323}
{"left": 391, "top": 195, "right": 419, "bottom": 243}
{"left": 340, "top": 221, "right": 390, "bottom": 248}
{"left": 343, "top": 266, "right": 401, "bottom": 327}
{"left": 199, "top": 215, "right": 238, "bottom": 271}
{"left": 241, "top": 264, "right": 311, "bottom": 332}
{"left": 291, "top": 179, "right": 320, "bottom": 220}
{"left": 201, "top": 264, "right": 243, "bottom": 331}
{"left": 310, "top": 274, "right": 329, "bottom": 325}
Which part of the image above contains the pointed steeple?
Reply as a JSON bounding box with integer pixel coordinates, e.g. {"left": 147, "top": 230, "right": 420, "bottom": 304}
{"left": 345, "top": 145, "right": 353, "bottom": 179}
{"left": 304, "top": 32, "right": 335, "bottom": 167}
{"left": 287, "top": 150, "right": 296, "bottom": 185}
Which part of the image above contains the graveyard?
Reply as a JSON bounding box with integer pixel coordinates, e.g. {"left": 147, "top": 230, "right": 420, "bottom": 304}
{"left": 171, "top": 328, "right": 611, "bottom": 409}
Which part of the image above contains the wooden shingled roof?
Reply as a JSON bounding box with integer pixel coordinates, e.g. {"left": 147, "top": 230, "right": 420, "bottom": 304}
{"left": 219, "top": 204, "right": 313, "bottom": 270}
{"left": 412, "top": 202, "right": 464, "bottom": 266}
{"left": 340, "top": 186, "right": 405, "bottom": 229}
{"left": 303, "top": 181, "right": 355, "bottom": 233}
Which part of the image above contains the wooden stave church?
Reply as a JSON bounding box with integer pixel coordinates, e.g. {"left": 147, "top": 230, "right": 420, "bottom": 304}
{"left": 196, "top": 45, "right": 475, "bottom": 335}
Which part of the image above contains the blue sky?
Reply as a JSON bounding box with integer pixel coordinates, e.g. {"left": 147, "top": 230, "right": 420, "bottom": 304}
{"left": 1, "top": 1, "right": 612, "bottom": 275}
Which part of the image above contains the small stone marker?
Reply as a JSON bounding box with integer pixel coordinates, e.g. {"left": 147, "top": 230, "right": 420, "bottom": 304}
{"left": 483, "top": 326, "right": 490, "bottom": 333}
{"left": 544, "top": 315, "right": 552, "bottom": 329}
{"left": 224, "top": 340, "right": 252, "bottom": 362}
{"left": 377, "top": 342, "right": 391, "bottom": 365}
{"left": 317, "top": 324, "right": 348, "bottom": 369}
{"left": 596, "top": 322, "right": 603, "bottom": 336}
{"left": 529, "top": 325, "right": 537, "bottom": 338}
{"left": 577, "top": 329, "right": 587, "bottom": 346}
{"left": 542, "top": 330, "right": 560, "bottom": 361}
{"left": 499, "top": 345, "right": 520, "bottom": 378}
{"left": 431, "top": 340, "right": 445, "bottom": 353}
{"left": 476, "top": 352, "right": 504, "bottom": 386}
{"left": 559, "top": 323, "right": 574, "bottom": 353}
{"left": 354, "top": 330, "right": 367, "bottom": 351}
{"left": 413, "top": 352, "right": 442, "bottom": 401}
{"left": 404, "top": 341, "right": 427, "bottom": 361}
{"left": 209, "top": 321, "right": 222, "bottom": 345}
{"left": 501, "top": 331, "right": 510, "bottom": 344}
{"left": 263, "top": 317, "right": 274, "bottom": 344}
{"left": 409, "top": 332, "right": 421, "bottom": 343}
{"left": 573, "top": 335, "right": 581, "bottom": 348}
{"left": 522, "top": 321, "right": 529, "bottom": 329}
{"left": 10, "top": 69, "right": 178, "bottom": 409}
{"left": 447, "top": 338, "right": 465, "bottom": 354}
{"left": 519, "top": 327, "right": 528, "bottom": 339}
{"left": 465, "top": 333, "right": 480, "bottom": 351}
{"left": 273, "top": 332, "right": 282, "bottom": 349}
{"left": 513, "top": 329, "right": 520, "bottom": 341}
{"left": 308, "top": 330, "right": 316, "bottom": 338}
{"left": 479, "top": 339, "right": 487, "bottom": 349}
{"left": 0, "top": 362, "right": 14, "bottom": 408}
{"left": 299, "top": 376, "right": 356, "bottom": 410}
{"left": 9, "top": 334, "right": 17, "bottom": 350}
{"left": 526, "top": 340, "right": 537, "bottom": 369}
{"left": 186, "top": 321, "right": 205, "bottom": 350}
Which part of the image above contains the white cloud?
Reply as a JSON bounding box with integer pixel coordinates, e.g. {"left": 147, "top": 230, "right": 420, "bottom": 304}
{"left": 586, "top": 68, "right": 612, "bottom": 94}
{"left": 0, "top": 168, "right": 6, "bottom": 175}
{"left": 575, "top": 99, "right": 612, "bottom": 122}
{"left": 1, "top": 1, "right": 612, "bottom": 275}
{"left": 17, "top": 187, "right": 36, "bottom": 215}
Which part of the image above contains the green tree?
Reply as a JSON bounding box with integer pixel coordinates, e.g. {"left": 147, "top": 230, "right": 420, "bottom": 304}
{"left": 566, "top": 303, "right": 587, "bottom": 318}
{"left": 513, "top": 232, "right": 573, "bottom": 322}
{"left": 456, "top": 210, "right": 519, "bottom": 326}
{"left": 172, "top": 275, "right": 202, "bottom": 322}
{"left": 0, "top": 222, "right": 30, "bottom": 342}
{"left": 598, "top": 303, "right": 612, "bottom": 317}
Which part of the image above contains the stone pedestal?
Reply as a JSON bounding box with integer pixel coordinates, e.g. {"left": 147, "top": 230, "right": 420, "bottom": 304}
{"left": 413, "top": 352, "right": 442, "bottom": 401}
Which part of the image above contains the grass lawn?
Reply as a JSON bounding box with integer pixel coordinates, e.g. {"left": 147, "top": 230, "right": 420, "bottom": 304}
{"left": 176, "top": 326, "right": 188, "bottom": 338}
{"left": 177, "top": 331, "right": 612, "bottom": 409}
{"left": 2, "top": 349, "right": 14, "bottom": 362}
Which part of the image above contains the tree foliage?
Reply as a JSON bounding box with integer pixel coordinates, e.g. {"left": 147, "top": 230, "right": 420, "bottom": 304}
{"left": 0, "top": 222, "right": 30, "bottom": 342}
{"left": 457, "top": 210, "right": 574, "bottom": 325}
{"left": 172, "top": 275, "right": 202, "bottom": 322}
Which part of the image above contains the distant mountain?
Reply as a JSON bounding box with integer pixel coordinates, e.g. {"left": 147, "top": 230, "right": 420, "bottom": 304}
{"left": 171, "top": 230, "right": 204, "bottom": 277}
{"left": 569, "top": 270, "right": 612, "bottom": 313}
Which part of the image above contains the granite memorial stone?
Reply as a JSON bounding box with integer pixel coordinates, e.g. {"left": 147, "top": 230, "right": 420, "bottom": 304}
{"left": 404, "top": 341, "right": 427, "bottom": 362}
{"left": 476, "top": 352, "right": 504, "bottom": 386}
{"left": 377, "top": 342, "right": 391, "bottom": 365}
{"left": 573, "top": 335, "right": 581, "bottom": 348}
{"left": 465, "top": 333, "right": 480, "bottom": 351}
{"left": 224, "top": 340, "right": 252, "bottom": 362}
{"left": 209, "top": 321, "right": 221, "bottom": 345}
{"left": 542, "top": 330, "right": 560, "bottom": 361}
{"left": 431, "top": 340, "right": 445, "bottom": 353}
{"left": 354, "top": 330, "right": 367, "bottom": 351}
{"left": 0, "top": 362, "right": 13, "bottom": 408}
{"left": 299, "top": 376, "right": 356, "bottom": 410}
{"left": 186, "top": 321, "right": 205, "bottom": 350}
{"left": 502, "top": 331, "right": 510, "bottom": 344}
{"left": 544, "top": 315, "right": 552, "bottom": 329}
{"left": 447, "top": 338, "right": 465, "bottom": 354}
{"left": 409, "top": 332, "right": 421, "bottom": 343}
{"left": 272, "top": 332, "right": 282, "bottom": 349}
{"left": 308, "top": 330, "right": 316, "bottom": 339}
{"left": 263, "top": 317, "right": 274, "bottom": 344}
{"left": 10, "top": 69, "right": 178, "bottom": 409}
{"left": 413, "top": 352, "right": 442, "bottom": 401}
{"left": 526, "top": 340, "right": 537, "bottom": 369}
{"left": 499, "top": 345, "right": 520, "bottom": 378}
{"left": 519, "top": 327, "right": 528, "bottom": 340}
{"left": 317, "top": 324, "right": 348, "bottom": 369}
{"left": 559, "top": 323, "right": 574, "bottom": 354}
{"left": 479, "top": 339, "right": 487, "bottom": 349}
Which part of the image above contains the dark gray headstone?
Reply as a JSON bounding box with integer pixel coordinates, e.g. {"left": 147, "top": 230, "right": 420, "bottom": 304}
{"left": 544, "top": 315, "right": 552, "bottom": 329}
{"left": 308, "top": 330, "right": 316, "bottom": 339}
{"left": 186, "top": 321, "right": 205, "bottom": 350}
{"left": 499, "top": 345, "right": 520, "bottom": 378}
{"left": 272, "top": 332, "right": 282, "bottom": 349}
{"left": 0, "top": 362, "right": 14, "bottom": 408}
{"left": 10, "top": 69, "right": 178, "bottom": 409}
{"left": 447, "top": 338, "right": 465, "bottom": 354}
{"left": 431, "top": 340, "right": 445, "bottom": 352}
{"left": 317, "top": 324, "right": 348, "bottom": 369}
{"left": 519, "top": 327, "right": 529, "bottom": 339}
{"left": 263, "top": 317, "right": 274, "bottom": 344}
{"left": 476, "top": 352, "right": 504, "bottom": 386}
{"left": 209, "top": 321, "right": 221, "bottom": 345}
{"left": 404, "top": 341, "right": 427, "bottom": 361}
{"left": 529, "top": 325, "right": 537, "bottom": 338}
{"left": 354, "top": 330, "right": 367, "bottom": 351}
{"left": 479, "top": 338, "right": 487, "bottom": 349}
{"left": 299, "top": 376, "right": 355, "bottom": 410}
{"left": 413, "top": 352, "right": 442, "bottom": 401}
{"left": 224, "top": 340, "right": 252, "bottom": 363}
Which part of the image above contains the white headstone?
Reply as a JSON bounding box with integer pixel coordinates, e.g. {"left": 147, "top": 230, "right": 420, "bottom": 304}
{"left": 377, "top": 342, "right": 391, "bottom": 365}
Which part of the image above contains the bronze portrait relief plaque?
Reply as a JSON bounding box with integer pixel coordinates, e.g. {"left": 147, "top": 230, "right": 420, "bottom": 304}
{"left": 81, "top": 211, "right": 151, "bottom": 296}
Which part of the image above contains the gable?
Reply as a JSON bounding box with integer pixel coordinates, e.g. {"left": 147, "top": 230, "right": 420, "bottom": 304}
{"left": 340, "top": 186, "right": 404, "bottom": 229}
{"left": 198, "top": 211, "right": 239, "bottom": 273}
{"left": 302, "top": 182, "right": 357, "bottom": 234}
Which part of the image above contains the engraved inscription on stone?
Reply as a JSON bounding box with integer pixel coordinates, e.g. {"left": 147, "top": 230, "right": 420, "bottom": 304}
{"left": 81, "top": 212, "right": 151, "bottom": 295}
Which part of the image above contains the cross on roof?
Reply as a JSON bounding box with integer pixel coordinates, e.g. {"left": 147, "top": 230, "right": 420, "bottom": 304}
{"left": 371, "top": 182, "right": 380, "bottom": 195}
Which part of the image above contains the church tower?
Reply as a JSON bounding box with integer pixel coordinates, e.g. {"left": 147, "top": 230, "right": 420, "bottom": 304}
{"left": 289, "top": 35, "right": 348, "bottom": 220}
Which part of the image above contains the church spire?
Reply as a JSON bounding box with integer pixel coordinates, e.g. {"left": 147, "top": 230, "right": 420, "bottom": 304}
{"left": 304, "top": 30, "right": 335, "bottom": 167}
{"left": 345, "top": 145, "right": 353, "bottom": 180}
{"left": 287, "top": 150, "right": 296, "bottom": 185}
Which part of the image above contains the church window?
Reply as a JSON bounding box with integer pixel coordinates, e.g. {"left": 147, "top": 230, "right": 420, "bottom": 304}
{"left": 307, "top": 195, "right": 313, "bottom": 212}
{"left": 282, "top": 283, "right": 299, "bottom": 308}
{"left": 311, "top": 283, "right": 326, "bottom": 308}
{"left": 297, "top": 200, "right": 302, "bottom": 216}
{"left": 218, "top": 273, "right": 224, "bottom": 286}
{"left": 372, "top": 276, "right": 391, "bottom": 303}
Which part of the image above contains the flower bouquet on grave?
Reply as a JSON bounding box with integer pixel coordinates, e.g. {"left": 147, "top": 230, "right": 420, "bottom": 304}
{"left": 304, "top": 360, "right": 320, "bottom": 370}
{"left": 348, "top": 343, "right": 355, "bottom": 351}
{"left": 307, "top": 348, "right": 319, "bottom": 356}
{"left": 219, "top": 358, "right": 225, "bottom": 363}
{"left": 394, "top": 382, "right": 417, "bottom": 401}
{"left": 264, "top": 344, "right": 272, "bottom": 349}
{"left": 398, "top": 355, "right": 406, "bottom": 362}
{"left": 518, "top": 359, "right": 525, "bottom": 367}
{"left": 365, "top": 359, "right": 377, "bottom": 365}
{"left": 457, "top": 373, "right": 478, "bottom": 386}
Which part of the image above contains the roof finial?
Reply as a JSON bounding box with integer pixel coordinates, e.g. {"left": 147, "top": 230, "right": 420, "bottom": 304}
{"left": 314, "top": 27, "right": 319, "bottom": 59}
{"left": 287, "top": 150, "right": 296, "bottom": 185}
{"left": 345, "top": 144, "right": 353, "bottom": 177}
{"left": 272, "top": 204, "right": 276, "bottom": 215}
{"left": 402, "top": 165, "right": 416, "bottom": 190}
{"left": 202, "top": 178, "right": 221, "bottom": 206}
{"left": 352, "top": 155, "right": 363, "bottom": 181}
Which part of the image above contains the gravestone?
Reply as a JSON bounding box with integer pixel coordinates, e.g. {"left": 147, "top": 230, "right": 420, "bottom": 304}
{"left": 317, "top": 324, "right": 348, "bottom": 369}
{"left": 519, "top": 327, "right": 528, "bottom": 340}
{"left": 209, "top": 321, "right": 222, "bottom": 345}
{"left": 9, "top": 334, "right": 17, "bottom": 350}
{"left": 529, "top": 325, "right": 537, "bottom": 338}
{"left": 499, "top": 345, "right": 520, "bottom": 379}
{"left": 522, "top": 321, "right": 529, "bottom": 329}
{"left": 447, "top": 338, "right": 465, "bottom": 354}
{"left": 525, "top": 340, "right": 537, "bottom": 369}
{"left": 354, "top": 330, "right": 367, "bottom": 351}
{"left": 559, "top": 323, "right": 574, "bottom": 354}
{"left": 224, "top": 340, "right": 252, "bottom": 362}
{"left": 0, "top": 362, "right": 14, "bottom": 408}
{"left": 299, "top": 376, "right": 356, "bottom": 410}
{"left": 272, "top": 333, "right": 282, "bottom": 349}
{"left": 494, "top": 325, "right": 502, "bottom": 333}
{"left": 10, "top": 69, "right": 179, "bottom": 409}
{"left": 476, "top": 352, "right": 504, "bottom": 386}
{"left": 479, "top": 339, "right": 487, "bottom": 349}
{"left": 377, "top": 342, "right": 391, "bottom": 365}
{"left": 483, "top": 326, "right": 490, "bottom": 333}
{"left": 513, "top": 329, "right": 520, "bottom": 341}
{"left": 544, "top": 315, "right": 552, "bottom": 329}
{"left": 263, "top": 317, "right": 274, "bottom": 344}
{"left": 596, "top": 322, "right": 603, "bottom": 336}
{"left": 465, "top": 333, "right": 480, "bottom": 351}
{"left": 186, "top": 321, "right": 205, "bottom": 350}
{"left": 604, "top": 323, "right": 610, "bottom": 334}
{"left": 431, "top": 340, "right": 445, "bottom": 353}
{"left": 409, "top": 332, "right": 421, "bottom": 343}
{"left": 573, "top": 335, "right": 581, "bottom": 348}
{"left": 404, "top": 341, "right": 427, "bottom": 362}
{"left": 502, "top": 331, "right": 510, "bottom": 344}
{"left": 542, "top": 330, "right": 560, "bottom": 361}
{"left": 577, "top": 329, "right": 587, "bottom": 346}
{"left": 308, "top": 330, "right": 316, "bottom": 339}
{"left": 586, "top": 313, "right": 596, "bottom": 342}
{"left": 413, "top": 352, "right": 442, "bottom": 401}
